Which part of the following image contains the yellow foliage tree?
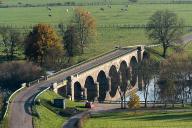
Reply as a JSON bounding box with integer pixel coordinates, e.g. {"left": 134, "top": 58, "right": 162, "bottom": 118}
{"left": 128, "top": 90, "right": 140, "bottom": 109}
{"left": 25, "top": 24, "right": 63, "bottom": 65}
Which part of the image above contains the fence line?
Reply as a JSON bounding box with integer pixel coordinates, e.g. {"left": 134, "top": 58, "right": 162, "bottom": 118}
{"left": 1, "top": 24, "right": 192, "bottom": 31}
{"left": 1, "top": 1, "right": 192, "bottom": 8}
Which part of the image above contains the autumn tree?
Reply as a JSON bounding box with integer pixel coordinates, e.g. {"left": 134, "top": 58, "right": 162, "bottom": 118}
{"left": 0, "top": 27, "right": 22, "bottom": 60}
{"left": 24, "top": 24, "right": 63, "bottom": 66}
{"left": 146, "top": 10, "right": 184, "bottom": 58}
{"left": 128, "top": 90, "right": 140, "bottom": 109}
{"left": 73, "top": 7, "right": 96, "bottom": 54}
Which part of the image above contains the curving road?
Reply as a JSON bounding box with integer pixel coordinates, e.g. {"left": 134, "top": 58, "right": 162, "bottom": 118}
{"left": 8, "top": 34, "right": 192, "bottom": 128}
{"left": 9, "top": 48, "right": 134, "bottom": 128}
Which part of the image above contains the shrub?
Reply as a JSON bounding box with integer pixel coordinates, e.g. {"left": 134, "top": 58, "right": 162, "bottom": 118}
{"left": 128, "top": 91, "right": 140, "bottom": 109}
{"left": 0, "top": 61, "right": 45, "bottom": 91}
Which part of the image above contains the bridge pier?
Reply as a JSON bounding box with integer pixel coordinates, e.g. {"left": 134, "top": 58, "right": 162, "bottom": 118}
{"left": 95, "top": 82, "right": 99, "bottom": 100}
{"left": 137, "top": 46, "right": 143, "bottom": 91}
{"left": 107, "top": 77, "right": 111, "bottom": 92}
{"left": 83, "top": 88, "right": 87, "bottom": 100}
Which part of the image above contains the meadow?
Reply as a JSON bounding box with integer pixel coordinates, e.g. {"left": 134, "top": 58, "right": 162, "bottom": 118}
{"left": 0, "top": 1, "right": 192, "bottom": 63}
{"left": 84, "top": 111, "right": 192, "bottom": 128}
{"left": 1, "top": 0, "right": 192, "bottom": 6}
{"left": 1, "top": 4, "right": 192, "bottom": 26}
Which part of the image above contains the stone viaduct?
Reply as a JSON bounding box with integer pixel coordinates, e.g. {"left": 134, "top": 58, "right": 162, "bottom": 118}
{"left": 53, "top": 46, "right": 148, "bottom": 101}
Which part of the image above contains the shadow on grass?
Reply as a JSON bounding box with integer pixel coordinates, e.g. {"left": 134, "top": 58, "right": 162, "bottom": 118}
{"left": 134, "top": 112, "right": 192, "bottom": 121}
{"left": 91, "top": 111, "right": 192, "bottom": 122}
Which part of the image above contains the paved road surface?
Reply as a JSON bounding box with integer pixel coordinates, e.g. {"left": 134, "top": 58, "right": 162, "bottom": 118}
{"left": 9, "top": 48, "right": 134, "bottom": 128}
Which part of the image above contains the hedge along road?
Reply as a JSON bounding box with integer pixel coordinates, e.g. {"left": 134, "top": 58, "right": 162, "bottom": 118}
{"left": 8, "top": 34, "right": 192, "bottom": 128}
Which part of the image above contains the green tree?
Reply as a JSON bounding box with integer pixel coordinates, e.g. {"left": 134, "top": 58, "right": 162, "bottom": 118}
{"left": 63, "top": 25, "right": 80, "bottom": 57}
{"left": 128, "top": 90, "right": 140, "bottom": 109}
{"left": 146, "top": 10, "right": 184, "bottom": 58}
{"left": 0, "top": 27, "right": 22, "bottom": 60}
{"left": 24, "top": 24, "right": 63, "bottom": 65}
{"left": 73, "top": 7, "right": 96, "bottom": 54}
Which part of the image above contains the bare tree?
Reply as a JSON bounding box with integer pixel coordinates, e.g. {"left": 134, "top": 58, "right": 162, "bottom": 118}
{"left": 118, "top": 71, "right": 132, "bottom": 109}
{"left": 0, "top": 61, "right": 45, "bottom": 91}
{"left": 146, "top": 10, "right": 184, "bottom": 58}
{"left": 140, "top": 59, "right": 159, "bottom": 108}
{"left": 160, "top": 51, "right": 192, "bottom": 107}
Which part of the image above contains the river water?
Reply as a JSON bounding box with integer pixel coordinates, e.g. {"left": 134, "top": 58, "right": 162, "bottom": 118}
{"left": 126, "top": 79, "right": 191, "bottom": 103}
{"left": 126, "top": 79, "right": 157, "bottom": 101}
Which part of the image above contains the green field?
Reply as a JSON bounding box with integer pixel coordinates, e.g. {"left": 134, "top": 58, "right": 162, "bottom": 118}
{"left": 1, "top": 4, "right": 192, "bottom": 26}
{"left": 33, "top": 90, "right": 85, "bottom": 128}
{"left": 1, "top": 3, "right": 192, "bottom": 62}
{"left": 0, "top": 1, "right": 192, "bottom": 63}
{"left": 2, "top": 0, "right": 192, "bottom": 6}
{"left": 84, "top": 111, "right": 192, "bottom": 128}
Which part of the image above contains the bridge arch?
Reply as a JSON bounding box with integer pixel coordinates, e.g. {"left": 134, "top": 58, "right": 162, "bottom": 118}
{"left": 130, "top": 56, "right": 138, "bottom": 87}
{"left": 119, "top": 60, "right": 130, "bottom": 91}
{"left": 143, "top": 51, "right": 150, "bottom": 61}
{"left": 109, "top": 65, "right": 120, "bottom": 98}
{"left": 119, "top": 60, "right": 129, "bottom": 82}
{"left": 74, "top": 81, "right": 82, "bottom": 101}
{"left": 97, "top": 70, "right": 109, "bottom": 102}
{"left": 85, "top": 76, "right": 97, "bottom": 101}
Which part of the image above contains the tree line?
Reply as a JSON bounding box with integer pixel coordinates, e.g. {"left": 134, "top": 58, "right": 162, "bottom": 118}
{"left": 125, "top": 51, "right": 192, "bottom": 109}
{"left": 0, "top": 7, "right": 96, "bottom": 65}
{"left": 0, "top": 7, "right": 96, "bottom": 91}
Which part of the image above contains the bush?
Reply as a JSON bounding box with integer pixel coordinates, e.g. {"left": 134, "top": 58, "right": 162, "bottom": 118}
{"left": 129, "top": 0, "right": 138, "bottom": 3}
{"left": 128, "top": 91, "right": 140, "bottom": 109}
{"left": 59, "top": 108, "right": 79, "bottom": 117}
{"left": 0, "top": 61, "right": 45, "bottom": 91}
{"left": 35, "top": 99, "right": 41, "bottom": 105}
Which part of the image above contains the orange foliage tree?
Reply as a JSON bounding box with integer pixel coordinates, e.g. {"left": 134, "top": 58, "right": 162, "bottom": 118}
{"left": 24, "top": 24, "right": 63, "bottom": 65}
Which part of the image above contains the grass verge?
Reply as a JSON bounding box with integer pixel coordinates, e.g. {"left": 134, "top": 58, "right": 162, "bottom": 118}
{"left": 33, "top": 90, "right": 86, "bottom": 128}
{"left": 84, "top": 111, "right": 192, "bottom": 128}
